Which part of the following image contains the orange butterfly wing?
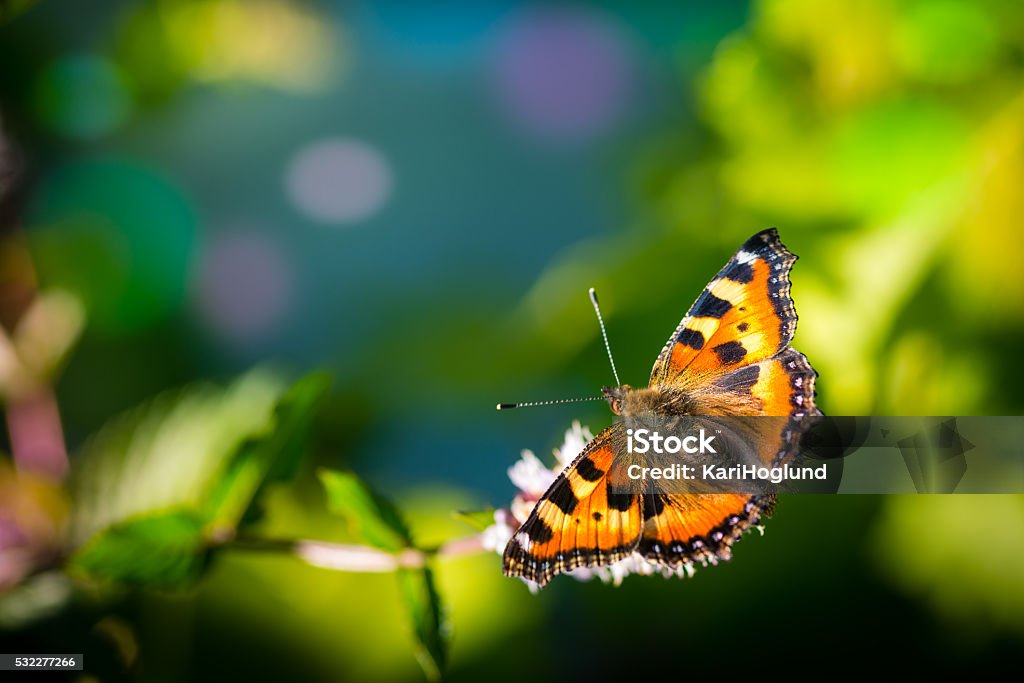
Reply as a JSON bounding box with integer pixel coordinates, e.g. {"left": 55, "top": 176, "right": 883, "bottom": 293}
{"left": 637, "top": 493, "right": 774, "bottom": 567}
{"left": 711, "top": 347, "right": 821, "bottom": 418}
{"left": 502, "top": 423, "right": 642, "bottom": 587}
{"left": 651, "top": 228, "right": 801, "bottom": 389}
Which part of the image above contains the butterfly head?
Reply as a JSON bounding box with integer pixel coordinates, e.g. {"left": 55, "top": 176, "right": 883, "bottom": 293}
{"left": 601, "top": 384, "right": 629, "bottom": 415}
{"left": 603, "top": 384, "right": 684, "bottom": 417}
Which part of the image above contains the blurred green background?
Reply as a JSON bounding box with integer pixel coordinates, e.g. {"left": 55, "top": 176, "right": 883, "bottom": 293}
{"left": 2, "top": 0, "right": 1024, "bottom": 680}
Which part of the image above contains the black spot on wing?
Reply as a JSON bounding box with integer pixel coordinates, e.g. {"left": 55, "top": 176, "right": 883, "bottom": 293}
{"left": 675, "top": 327, "right": 705, "bottom": 350}
{"left": 526, "top": 518, "right": 553, "bottom": 544}
{"left": 576, "top": 457, "right": 605, "bottom": 482}
{"left": 690, "top": 290, "right": 732, "bottom": 318}
{"left": 546, "top": 477, "right": 578, "bottom": 515}
{"left": 607, "top": 492, "right": 635, "bottom": 512}
{"left": 720, "top": 261, "right": 754, "bottom": 283}
{"left": 638, "top": 537, "right": 666, "bottom": 560}
{"left": 592, "top": 512, "right": 603, "bottom": 521}
{"left": 713, "top": 341, "right": 747, "bottom": 365}
{"left": 738, "top": 322, "right": 748, "bottom": 332}
{"left": 715, "top": 364, "right": 760, "bottom": 392}
{"left": 642, "top": 493, "right": 666, "bottom": 521}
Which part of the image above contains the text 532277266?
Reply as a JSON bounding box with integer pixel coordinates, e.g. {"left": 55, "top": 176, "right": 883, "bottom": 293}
{"left": 0, "top": 655, "right": 83, "bottom": 671}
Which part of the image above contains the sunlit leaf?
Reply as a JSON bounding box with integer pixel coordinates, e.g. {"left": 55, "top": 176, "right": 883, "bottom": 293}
{"left": 317, "top": 469, "right": 411, "bottom": 552}
{"left": 894, "top": 0, "right": 996, "bottom": 84}
{"left": 204, "top": 372, "right": 331, "bottom": 536}
{"left": 397, "top": 566, "right": 448, "bottom": 682}
{"left": 70, "top": 369, "right": 284, "bottom": 546}
{"left": 69, "top": 369, "right": 328, "bottom": 587}
{"left": 452, "top": 508, "right": 496, "bottom": 532}
{"left": 316, "top": 469, "right": 449, "bottom": 676}
{"left": 69, "top": 510, "right": 209, "bottom": 586}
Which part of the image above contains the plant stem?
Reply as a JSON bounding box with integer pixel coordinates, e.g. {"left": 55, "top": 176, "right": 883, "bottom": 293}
{"left": 227, "top": 532, "right": 488, "bottom": 573}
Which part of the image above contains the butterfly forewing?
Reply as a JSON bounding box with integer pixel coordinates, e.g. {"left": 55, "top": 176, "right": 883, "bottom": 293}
{"left": 651, "top": 229, "right": 799, "bottom": 386}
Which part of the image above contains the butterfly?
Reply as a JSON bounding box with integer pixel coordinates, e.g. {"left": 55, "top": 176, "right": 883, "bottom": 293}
{"left": 502, "top": 229, "right": 821, "bottom": 587}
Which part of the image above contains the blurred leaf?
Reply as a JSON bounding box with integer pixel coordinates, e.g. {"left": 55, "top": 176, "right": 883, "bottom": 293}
{"left": 204, "top": 372, "right": 331, "bottom": 536}
{"left": 69, "top": 369, "right": 329, "bottom": 587}
{"left": 70, "top": 369, "right": 284, "bottom": 546}
{"left": 70, "top": 510, "right": 208, "bottom": 586}
{"left": 452, "top": 508, "right": 496, "bottom": 532}
{"left": 874, "top": 496, "right": 1024, "bottom": 633}
{"left": 397, "top": 566, "right": 448, "bottom": 682}
{"left": 317, "top": 469, "right": 411, "bottom": 552}
{"left": 832, "top": 98, "right": 967, "bottom": 216}
{"left": 894, "top": 0, "right": 997, "bottom": 84}
{"left": 0, "top": 290, "right": 84, "bottom": 400}
{"left": 12, "top": 289, "right": 85, "bottom": 382}
{"left": 0, "top": 572, "right": 72, "bottom": 629}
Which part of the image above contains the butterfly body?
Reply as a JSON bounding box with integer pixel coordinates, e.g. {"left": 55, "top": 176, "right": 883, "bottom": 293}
{"left": 603, "top": 375, "right": 765, "bottom": 419}
{"left": 503, "top": 229, "right": 821, "bottom": 587}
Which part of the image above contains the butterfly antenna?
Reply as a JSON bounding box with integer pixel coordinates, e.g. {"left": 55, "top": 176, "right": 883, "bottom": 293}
{"left": 589, "top": 287, "right": 621, "bottom": 387}
{"left": 496, "top": 396, "right": 604, "bottom": 411}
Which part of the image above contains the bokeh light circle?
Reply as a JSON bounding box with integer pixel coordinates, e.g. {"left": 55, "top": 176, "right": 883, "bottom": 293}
{"left": 28, "top": 159, "right": 195, "bottom": 332}
{"left": 34, "top": 54, "right": 130, "bottom": 139}
{"left": 490, "top": 6, "right": 634, "bottom": 143}
{"left": 193, "top": 231, "right": 293, "bottom": 344}
{"left": 285, "top": 138, "right": 393, "bottom": 225}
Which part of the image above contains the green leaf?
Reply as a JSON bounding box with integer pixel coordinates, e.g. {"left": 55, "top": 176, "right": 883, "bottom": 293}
{"left": 317, "top": 469, "right": 412, "bottom": 552}
{"left": 69, "top": 369, "right": 328, "bottom": 588}
{"left": 397, "top": 566, "right": 449, "bottom": 682}
{"left": 204, "top": 372, "right": 330, "bottom": 535}
{"left": 453, "top": 508, "right": 497, "bottom": 531}
{"left": 69, "top": 511, "right": 209, "bottom": 586}
{"left": 71, "top": 369, "right": 285, "bottom": 546}
{"left": 316, "top": 469, "right": 448, "bottom": 677}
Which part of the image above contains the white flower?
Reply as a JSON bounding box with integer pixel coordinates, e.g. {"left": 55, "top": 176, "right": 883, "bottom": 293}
{"left": 552, "top": 420, "right": 593, "bottom": 467}
{"left": 576, "top": 555, "right": 696, "bottom": 586}
{"left": 486, "top": 420, "right": 696, "bottom": 588}
{"left": 480, "top": 508, "right": 516, "bottom": 553}
{"left": 507, "top": 449, "right": 555, "bottom": 499}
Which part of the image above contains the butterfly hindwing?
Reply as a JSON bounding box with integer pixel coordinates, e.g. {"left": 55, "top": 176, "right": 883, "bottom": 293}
{"left": 502, "top": 423, "right": 643, "bottom": 587}
{"left": 703, "top": 346, "right": 821, "bottom": 496}
{"left": 651, "top": 229, "right": 799, "bottom": 385}
{"left": 638, "top": 493, "right": 774, "bottom": 566}
{"left": 713, "top": 347, "right": 821, "bottom": 418}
